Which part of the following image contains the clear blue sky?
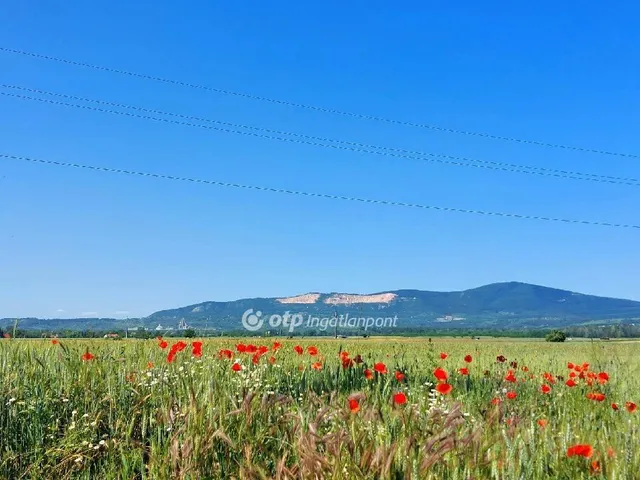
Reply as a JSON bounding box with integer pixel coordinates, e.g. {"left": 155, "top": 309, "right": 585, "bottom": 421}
{"left": 1, "top": 2, "right": 639, "bottom": 318}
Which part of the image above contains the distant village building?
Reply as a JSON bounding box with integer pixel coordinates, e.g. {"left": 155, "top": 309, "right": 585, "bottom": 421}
{"left": 103, "top": 333, "right": 120, "bottom": 339}
{"left": 435, "top": 315, "right": 465, "bottom": 322}
{"left": 154, "top": 324, "right": 175, "bottom": 332}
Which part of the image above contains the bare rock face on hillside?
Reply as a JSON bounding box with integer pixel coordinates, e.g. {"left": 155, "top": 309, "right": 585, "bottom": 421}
{"left": 276, "top": 293, "right": 321, "bottom": 304}
{"left": 276, "top": 292, "right": 398, "bottom": 305}
{"left": 324, "top": 293, "right": 397, "bottom": 305}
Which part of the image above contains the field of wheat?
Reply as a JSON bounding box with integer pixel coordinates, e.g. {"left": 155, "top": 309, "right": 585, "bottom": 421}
{"left": 0, "top": 336, "right": 638, "bottom": 479}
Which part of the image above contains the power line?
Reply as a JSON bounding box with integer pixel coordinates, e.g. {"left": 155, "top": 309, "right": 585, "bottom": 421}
{"left": 2, "top": 152, "right": 638, "bottom": 230}
{"left": 3, "top": 87, "right": 640, "bottom": 188}
{"left": 3, "top": 84, "right": 639, "bottom": 186}
{"left": 1, "top": 46, "right": 637, "bottom": 160}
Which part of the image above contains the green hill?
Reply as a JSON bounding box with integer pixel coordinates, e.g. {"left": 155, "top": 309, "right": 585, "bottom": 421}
{"left": 4, "top": 282, "right": 640, "bottom": 332}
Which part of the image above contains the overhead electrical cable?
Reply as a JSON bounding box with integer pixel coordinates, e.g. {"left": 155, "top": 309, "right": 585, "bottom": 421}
{"left": 1, "top": 46, "right": 637, "bottom": 159}
{"left": 2, "top": 87, "right": 638, "bottom": 187}
{"left": 2, "top": 153, "right": 638, "bottom": 230}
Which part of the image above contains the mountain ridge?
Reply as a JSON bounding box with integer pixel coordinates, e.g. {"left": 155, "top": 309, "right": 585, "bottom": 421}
{"left": 5, "top": 282, "right": 639, "bottom": 331}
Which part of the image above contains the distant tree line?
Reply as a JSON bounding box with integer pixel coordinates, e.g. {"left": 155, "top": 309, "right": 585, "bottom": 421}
{"left": 562, "top": 323, "right": 640, "bottom": 339}
{"left": 2, "top": 323, "right": 638, "bottom": 339}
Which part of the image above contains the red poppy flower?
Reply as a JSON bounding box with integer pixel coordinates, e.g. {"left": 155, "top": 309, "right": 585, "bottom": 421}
{"left": 587, "top": 392, "right": 606, "bottom": 402}
{"left": 597, "top": 372, "right": 609, "bottom": 385}
{"left": 491, "top": 397, "right": 502, "bottom": 406}
{"left": 252, "top": 353, "right": 261, "bottom": 365}
{"left": 374, "top": 362, "right": 388, "bottom": 374}
{"left": 364, "top": 368, "right": 373, "bottom": 380}
{"left": 626, "top": 401, "right": 637, "bottom": 413}
{"left": 51, "top": 338, "right": 59, "bottom": 345}
{"left": 311, "top": 361, "right": 323, "bottom": 371}
{"left": 158, "top": 340, "right": 168, "bottom": 349}
{"left": 458, "top": 367, "right": 469, "bottom": 376}
{"left": 582, "top": 362, "right": 590, "bottom": 371}
{"left": 543, "top": 372, "right": 556, "bottom": 384}
{"left": 504, "top": 371, "right": 517, "bottom": 383}
{"left": 245, "top": 344, "right": 258, "bottom": 354}
{"left": 167, "top": 342, "right": 186, "bottom": 361}
{"left": 496, "top": 355, "right": 506, "bottom": 363}
{"left": 340, "top": 351, "right": 349, "bottom": 359}
{"left": 567, "top": 444, "right": 593, "bottom": 458}
{"left": 509, "top": 361, "right": 518, "bottom": 369}
{"left": 307, "top": 346, "right": 319, "bottom": 356}
{"left": 566, "top": 379, "right": 577, "bottom": 387}
{"left": 436, "top": 383, "right": 453, "bottom": 395}
{"left": 611, "top": 403, "right": 619, "bottom": 410}
{"left": 433, "top": 367, "right": 448, "bottom": 382}
{"left": 393, "top": 392, "right": 407, "bottom": 405}
{"left": 521, "top": 366, "right": 529, "bottom": 372}
{"left": 258, "top": 345, "right": 269, "bottom": 355}
{"left": 464, "top": 355, "right": 472, "bottom": 363}
{"left": 81, "top": 352, "right": 94, "bottom": 361}
{"left": 590, "top": 460, "right": 601, "bottom": 474}
{"left": 506, "top": 391, "right": 517, "bottom": 400}
{"left": 272, "top": 342, "right": 282, "bottom": 351}
{"left": 353, "top": 354, "right": 363, "bottom": 364}
{"left": 349, "top": 399, "right": 360, "bottom": 413}
{"left": 236, "top": 343, "right": 247, "bottom": 353}
{"left": 191, "top": 341, "right": 203, "bottom": 358}
{"left": 395, "top": 371, "right": 405, "bottom": 382}
{"left": 147, "top": 361, "right": 154, "bottom": 369}
{"left": 342, "top": 357, "right": 354, "bottom": 369}
{"left": 231, "top": 362, "right": 242, "bottom": 372}
{"left": 218, "top": 349, "right": 233, "bottom": 359}
{"left": 594, "top": 393, "right": 607, "bottom": 402}
{"left": 567, "top": 362, "right": 575, "bottom": 370}
{"left": 268, "top": 356, "right": 276, "bottom": 364}
{"left": 294, "top": 345, "right": 303, "bottom": 355}
{"left": 537, "top": 419, "right": 548, "bottom": 428}
{"left": 440, "top": 352, "right": 448, "bottom": 360}
{"left": 540, "top": 384, "right": 551, "bottom": 394}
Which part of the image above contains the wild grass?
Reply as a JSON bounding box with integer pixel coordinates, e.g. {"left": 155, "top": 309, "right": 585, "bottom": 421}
{"left": 1, "top": 337, "right": 638, "bottom": 479}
